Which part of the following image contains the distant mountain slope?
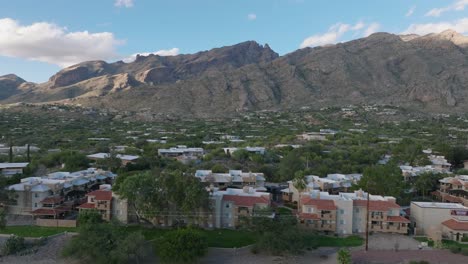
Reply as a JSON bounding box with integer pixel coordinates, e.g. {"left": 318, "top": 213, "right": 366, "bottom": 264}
{"left": 1, "top": 30, "right": 468, "bottom": 117}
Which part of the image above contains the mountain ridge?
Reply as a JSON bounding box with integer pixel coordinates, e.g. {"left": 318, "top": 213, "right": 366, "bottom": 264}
{"left": 2, "top": 31, "right": 468, "bottom": 117}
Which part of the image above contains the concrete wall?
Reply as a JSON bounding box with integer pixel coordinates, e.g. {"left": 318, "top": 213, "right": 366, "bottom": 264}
{"left": 410, "top": 203, "right": 452, "bottom": 236}
{"left": 335, "top": 199, "right": 353, "bottom": 235}
{"left": 36, "top": 218, "right": 77, "bottom": 227}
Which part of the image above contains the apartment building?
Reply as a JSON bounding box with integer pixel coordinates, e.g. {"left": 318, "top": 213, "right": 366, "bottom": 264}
{"left": 297, "top": 190, "right": 408, "bottom": 235}
{"left": 87, "top": 153, "right": 140, "bottom": 166}
{"left": 78, "top": 189, "right": 113, "bottom": 221}
{"left": 211, "top": 187, "right": 271, "bottom": 228}
{"left": 432, "top": 175, "right": 468, "bottom": 207}
{"left": 158, "top": 145, "right": 204, "bottom": 158}
{"left": 0, "top": 162, "right": 29, "bottom": 177}
{"left": 195, "top": 170, "right": 266, "bottom": 190}
{"left": 410, "top": 202, "right": 468, "bottom": 240}
{"left": 282, "top": 174, "right": 362, "bottom": 203}
{"left": 7, "top": 168, "right": 116, "bottom": 217}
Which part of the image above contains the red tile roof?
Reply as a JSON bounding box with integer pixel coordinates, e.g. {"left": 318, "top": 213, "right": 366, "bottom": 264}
{"left": 387, "top": 216, "right": 410, "bottom": 223}
{"left": 443, "top": 195, "right": 463, "bottom": 203}
{"left": 442, "top": 219, "right": 468, "bottom": 231}
{"left": 450, "top": 179, "right": 462, "bottom": 186}
{"left": 301, "top": 197, "right": 337, "bottom": 210}
{"left": 31, "top": 205, "right": 71, "bottom": 215}
{"left": 86, "top": 190, "right": 112, "bottom": 201}
{"left": 41, "top": 196, "right": 63, "bottom": 205}
{"left": 431, "top": 190, "right": 442, "bottom": 197}
{"left": 298, "top": 213, "right": 320, "bottom": 220}
{"left": 222, "top": 195, "right": 270, "bottom": 207}
{"left": 353, "top": 200, "right": 400, "bottom": 211}
{"left": 78, "top": 202, "right": 96, "bottom": 209}
{"left": 31, "top": 208, "right": 59, "bottom": 216}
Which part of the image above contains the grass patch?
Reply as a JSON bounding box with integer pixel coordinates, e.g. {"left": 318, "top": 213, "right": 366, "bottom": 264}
{"left": 0, "top": 226, "right": 77, "bottom": 237}
{"left": 305, "top": 234, "right": 364, "bottom": 247}
{"left": 442, "top": 239, "right": 468, "bottom": 249}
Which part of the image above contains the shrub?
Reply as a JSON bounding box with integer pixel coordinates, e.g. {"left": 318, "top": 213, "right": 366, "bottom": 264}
{"left": 2, "top": 235, "right": 26, "bottom": 255}
{"left": 157, "top": 228, "right": 208, "bottom": 263}
{"left": 449, "top": 245, "right": 461, "bottom": 254}
{"left": 461, "top": 247, "right": 468, "bottom": 256}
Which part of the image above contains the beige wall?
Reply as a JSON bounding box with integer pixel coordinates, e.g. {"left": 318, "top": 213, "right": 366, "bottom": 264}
{"left": 335, "top": 199, "right": 353, "bottom": 235}
{"left": 410, "top": 203, "right": 453, "bottom": 236}
{"left": 36, "top": 218, "right": 77, "bottom": 227}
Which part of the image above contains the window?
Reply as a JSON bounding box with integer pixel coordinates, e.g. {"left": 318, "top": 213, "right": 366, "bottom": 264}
{"left": 308, "top": 207, "right": 313, "bottom": 213}
{"left": 225, "top": 203, "right": 230, "bottom": 208}
{"left": 34, "top": 193, "right": 38, "bottom": 198}
{"left": 355, "top": 208, "right": 359, "bottom": 213}
{"left": 34, "top": 203, "right": 37, "bottom": 207}
{"left": 340, "top": 220, "right": 344, "bottom": 225}
{"left": 340, "top": 209, "right": 344, "bottom": 215}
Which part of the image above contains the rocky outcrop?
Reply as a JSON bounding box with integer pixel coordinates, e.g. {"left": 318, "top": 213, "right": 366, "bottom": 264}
{"left": 1, "top": 32, "right": 468, "bottom": 117}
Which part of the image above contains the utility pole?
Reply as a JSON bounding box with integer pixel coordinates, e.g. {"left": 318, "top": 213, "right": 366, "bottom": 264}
{"left": 8, "top": 139, "right": 13, "bottom": 163}
{"left": 365, "top": 190, "right": 370, "bottom": 251}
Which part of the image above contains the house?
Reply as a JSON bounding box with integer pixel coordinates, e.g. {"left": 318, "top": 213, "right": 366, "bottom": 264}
{"left": 464, "top": 160, "right": 468, "bottom": 170}
{"left": 211, "top": 187, "right": 271, "bottom": 228}
{"left": 410, "top": 202, "right": 468, "bottom": 242}
{"left": 432, "top": 175, "right": 468, "bottom": 207}
{"left": 195, "top": 170, "right": 266, "bottom": 190}
{"left": 441, "top": 210, "right": 468, "bottom": 242}
{"left": 78, "top": 189, "right": 112, "bottom": 221}
{"left": 7, "top": 168, "right": 116, "bottom": 217}
{"left": 87, "top": 153, "right": 139, "bottom": 166}
{"left": 297, "top": 190, "right": 408, "bottom": 235}
{"left": 282, "top": 174, "right": 362, "bottom": 203}
{"left": 222, "top": 147, "right": 266, "bottom": 155}
{"left": 158, "top": 145, "right": 204, "bottom": 158}
{"left": 0, "top": 162, "right": 29, "bottom": 177}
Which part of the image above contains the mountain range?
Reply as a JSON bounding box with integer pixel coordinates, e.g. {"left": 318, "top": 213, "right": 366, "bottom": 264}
{"left": 1, "top": 29, "right": 468, "bottom": 117}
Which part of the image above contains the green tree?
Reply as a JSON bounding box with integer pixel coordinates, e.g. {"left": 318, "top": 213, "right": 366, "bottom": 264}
{"left": 211, "top": 163, "right": 227, "bottom": 173}
{"left": 78, "top": 209, "right": 103, "bottom": 225}
{"left": 337, "top": 248, "right": 352, "bottom": 264}
{"left": 116, "top": 170, "right": 209, "bottom": 226}
{"left": 0, "top": 208, "right": 6, "bottom": 229}
{"left": 249, "top": 211, "right": 306, "bottom": 255}
{"left": 279, "top": 150, "right": 304, "bottom": 181}
{"left": 355, "top": 163, "right": 404, "bottom": 199}
{"left": 413, "top": 172, "right": 443, "bottom": 199}
{"left": 157, "top": 228, "right": 208, "bottom": 263}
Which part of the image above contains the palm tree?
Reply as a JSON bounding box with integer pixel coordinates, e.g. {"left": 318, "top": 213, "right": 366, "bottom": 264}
{"left": 293, "top": 171, "right": 307, "bottom": 212}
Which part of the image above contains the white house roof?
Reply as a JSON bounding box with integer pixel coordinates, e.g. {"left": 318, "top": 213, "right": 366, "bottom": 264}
{"left": 87, "top": 153, "right": 139, "bottom": 161}
{"left": 0, "top": 163, "right": 29, "bottom": 169}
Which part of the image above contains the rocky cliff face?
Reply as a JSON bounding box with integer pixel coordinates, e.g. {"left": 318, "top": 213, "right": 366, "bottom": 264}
{"left": 1, "top": 31, "right": 468, "bottom": 117}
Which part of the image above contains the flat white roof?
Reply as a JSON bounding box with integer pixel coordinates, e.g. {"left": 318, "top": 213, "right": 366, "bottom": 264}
{"left": 412, "top": 202, "right": 468, "bottom": 209}
{"left": 0, "top": 163, "right": 29, "bottom": 169}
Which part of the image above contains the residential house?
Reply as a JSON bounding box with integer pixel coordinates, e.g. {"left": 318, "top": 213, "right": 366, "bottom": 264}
{"left": 432, "top": 175, "right": 468, "bottom": 207}
{"left": 87, "top": 153, "right": 140, "bottom": 166}
{"left": 282, "top": 174, "right": 362, "bottom": 203}
{"left": 297, "top": 190, "right": 408, "bottom": 235}
{"left": 195, "top": 170, "right": 266, "bottom": 190}
{"left": 7, "top": 168, "right": 116, "bottom": 217}
{"left": 441, "top": 210, "right": 468, "bottom": 242}
{"left": 78, "top": 189, "right": 112, "bottom": 221}
{"left": 211, "top": 187, "right": 271, "bottom": 228}
{"left": 158, "top": 145, "right": 204, "bottom": 159}
{"left": 0, "top": 162, "right": 29, "bottom": 177}
{"left": 222, "top": 147, "right": 266, "bottom": 155}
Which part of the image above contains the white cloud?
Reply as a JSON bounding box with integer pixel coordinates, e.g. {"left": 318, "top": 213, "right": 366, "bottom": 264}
{"left": 247, "top": 13, "right": 257, "bottom": 21}
{"left": 402, "top": 18, "right": 468, "bottom": 35}
{"left": 425, "top": 0, "right": 468, "bottom": 17}
{"left": 300, "top": 21, "right": 378, "bottom": 48}
{"left": 115, "top": 0, "right": 134, "bottom": 8}
{"left": 123, "top": 48, "right": 180, "bottom": 63}
{"left": 0, "top": 18, "right": 123, "bottom": 67}
{"left": 363, "top": 23, "right": 380, "bottom": 37}
{"left": 406, "top": 6, "right": 416, "bottom": 17}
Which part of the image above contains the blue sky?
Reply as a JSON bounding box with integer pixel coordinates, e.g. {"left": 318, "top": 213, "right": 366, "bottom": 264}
{"left": 1, "top": 0, "right": 468, "bottom": 82}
